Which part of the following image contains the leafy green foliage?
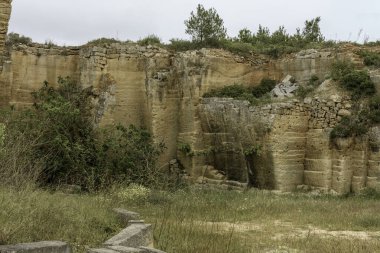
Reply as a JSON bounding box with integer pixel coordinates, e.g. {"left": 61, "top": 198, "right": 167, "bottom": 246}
{"left": 330, "top": 96, "right": 380, "bottom": 139}
{"left": 252, "top": 78, "right": 276, "bottom": 98}
{"left": 5, "top": 32, "right": 33, "bottom": 47}
{"left": 31, "top": 77, "right": 97, "bottom": 187}
{"left": 167, "top": 39, "right": 200, "bottom": 51}
{"left": 203, "top": 84, "right": 248, "bottom": 98}
{"left": 86, "top": 37, "right": 121, "bottom": 46}
{"left": 330, "top": 61, "right": 375, "bottom": 98}
{"left": 178, "top": 142, "right": 192, "bottom": 156}
{"left": 295, "top": 75, "right": 320, "bottom": 99}
{"left": 330, "top": 116, "right": 368, "bottom": 138}
{"left": 357, "top": 50, "right": 380, "bottom": 67}
{"left": 232, "top": 17, "right": 326, "bottom": 57}
{"left": 203, "top": 79, "right": 275, "bottom": 105}
{"left": 367, "top": 95, "right": 380, "bottom": 124}
{"left": 138, "top": 34, "right": 161, "bottom": 46}
{"left": 97, "top": 125, "right": 165, "bottom": 187}
{"left": 184, "top": 4, "right": 227, "bottom": 45}
{"left": 1, "top": 77, "right": 164, "bottom": 190}
{"left": 243, "top": 144, "right": 262, "bottom": 156}
{"left": 340, "top": 71, "right": 375, "bottom": 97}
{"left": 330, "top": 61, "right": 355, "bottom": 81}
{"left": 302, "top": 17, "right": 324, "bottom": 43}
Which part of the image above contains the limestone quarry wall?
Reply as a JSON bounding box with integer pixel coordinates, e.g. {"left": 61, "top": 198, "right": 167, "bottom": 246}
{"left": 198, "top": 95, "right": 380, "bottom": 194}
{"left": 0, "top": 44, "right": 340, "bottom": 166}
{"left": 2, "top": 35, "right": 380, "bottom": 193}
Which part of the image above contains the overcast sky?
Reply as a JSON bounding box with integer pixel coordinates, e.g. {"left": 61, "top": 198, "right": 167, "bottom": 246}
{"left": 8, "top": 0, "right": 380, "bottom": 46}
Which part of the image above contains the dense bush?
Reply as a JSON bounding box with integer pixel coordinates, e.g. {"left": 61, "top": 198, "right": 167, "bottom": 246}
{"left": 203, "top": 84, "right": 247, "bottom": 98}
{"left": 358, "top": 50, "right": 380, "bottom": 67}
{"left": 330, "top": 61, "right": 375, "bottom": 98}
{"left": 367, "top": 95, "right": 380, "bottom": 124}
{"left": 167, "top": 39, "right": 201, "bottom": 51}
{"left": 5, "top": 32, "right": 33, "bottom": 47}
{"left": 202, "top": 78, "right": 275, "bottom": 105}
{"left": 252, "top": 78, "right": 276, "bottom": 97}
{"left": 137, "top": 34, "right": 161, "bottom": 46}
{"left": 86, "top": 37, "right": 121, "bottom": 46}
{"left": 0, "top": 77, "right": 164, "bottom": 190}
{"left": 330, "top": 116, "right": 368, "bottom": 138}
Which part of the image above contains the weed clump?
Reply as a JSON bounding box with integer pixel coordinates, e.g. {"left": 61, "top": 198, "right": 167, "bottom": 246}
{"left": 358, "top": 50, "right": 380, "bottom": 67}
{"left": 203, "top": 78, "right": 276, "bottom": 105}
{"left": 137, "top": 35, "right": 161, "bottom": 46}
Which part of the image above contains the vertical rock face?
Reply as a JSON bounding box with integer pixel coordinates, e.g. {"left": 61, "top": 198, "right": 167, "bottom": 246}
{"left": 0, "top": 0, "right": 11, "bottom": 72}
{"left": 1, "top": 40, "right": 380, "bottom": 194}
{"left": 198, "top": 90, "right": 380, "bottom": 194}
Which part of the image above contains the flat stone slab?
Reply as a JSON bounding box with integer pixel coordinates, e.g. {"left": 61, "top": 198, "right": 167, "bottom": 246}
{"left": 104, "top": 221, "right": 152, "bottom": 248}
{"left": 0, "top": 241, "right": 71, "bottom": 253}
{"left": 113, "top": 209, "right": 140, "bottom": 225}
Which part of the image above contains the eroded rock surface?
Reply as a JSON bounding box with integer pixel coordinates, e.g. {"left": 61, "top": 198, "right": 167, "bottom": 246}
{"left": 1, "top": 5, "right": 380, "bottom": 194}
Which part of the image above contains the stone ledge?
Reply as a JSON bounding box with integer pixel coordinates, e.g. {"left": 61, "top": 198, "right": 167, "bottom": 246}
{"left": 88, "top": 209, "right": 165, "bottom": 253}
{"left": 0, "top": 241, "right": 71, "bottom": 253}
{"left": 103, "top": 220, "right": 152, "bottom": 248}
{"left": 113, "top": 208, "right": 140, "bottom": 226}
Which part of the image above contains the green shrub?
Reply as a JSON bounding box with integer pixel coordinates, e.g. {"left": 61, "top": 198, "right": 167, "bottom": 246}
{"left": 138, "top": 34, "right": 161, "bottom": 46}
{"left": 96, "top": 125, "right": 165, "bottom": 187}
{"left": 44, "top": 40, "right": 57, "bottom": 48}
{"left": 252, "top": 78, "right": 276, "bottom": 97}
{"left": 296, "top": 86, "right": 314, "bottom": 99}
{"left": 86, "top": 37, "right": 121, "bottom": 46}
{"left": 368, "top": 95, "right": 380, "bottom": 123}
{"left": 330, "top": 61, "right": 355, "bottom": 81}
{"left": 178, "top": 142, "right": 192, "bottom": 155}
{"left": 5, "top": 32, "right": 33, "bottom": 47}
{"left": 330, "top": 116, "right": 368, "bottom": 138}
{"left": 168, "top": 39, "right": 201, "bottom": 51}
{"left": 220, "top": 40, "right": 254, "bottom": 56}
{"left": 1, "top": 77, "right": 165, "bottom": 190}
{"left": 358, "top": 50, "right": 380, "bottom": 67}
{"left": 340, "top": 70, "right": 375, "bottom": 97}
{"left": 309, "top": 74, "right": 319, "bottom": 85}
{"left": 0, "top": 111, "right": 43, "bottom": 189}
{"left": 330, "top": 61, "right": 375, "bottom": 98}
{"left": 203, "top": 84, "right": 248, "bottom": 98}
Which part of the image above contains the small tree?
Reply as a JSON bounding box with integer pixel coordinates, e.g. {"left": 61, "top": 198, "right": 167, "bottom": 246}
{"left": 184, "top": 4, "right": 227, "bottom": 45}
{"left": 302, "top": 17, "right": 324, "bottom": 42}
{"left": 238, "top": 28, "right": 253, "bottom": 43}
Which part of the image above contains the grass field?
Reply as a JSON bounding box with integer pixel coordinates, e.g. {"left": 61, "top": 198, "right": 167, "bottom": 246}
{"left": 1, "top": 186, "right": 380, "bottom": 253}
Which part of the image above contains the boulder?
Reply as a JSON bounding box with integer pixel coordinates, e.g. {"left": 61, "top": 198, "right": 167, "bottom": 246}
{"left": 271, "top": 75, "right": 299, "bottom": 98}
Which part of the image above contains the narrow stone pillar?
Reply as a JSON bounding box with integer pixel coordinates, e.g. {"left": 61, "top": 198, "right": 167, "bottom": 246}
{"left": 0, "top": 0, "right": 12, "bottom": 71}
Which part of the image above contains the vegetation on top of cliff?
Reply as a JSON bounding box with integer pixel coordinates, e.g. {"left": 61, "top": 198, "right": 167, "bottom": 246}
{"left": 184, "top": 4, "right": 227, "bottom": 46}
{"left": 330, "top": 60, "right": 375, "bottom": 98}
{"left": 168, "top": 5, "right": 332, "bottom": 58}
{"left": 0, "top": 77, "right": 169, "bottom": 191}
{"left": 169, "top": 5, "right": 335, "bottom": 58}
{"left": 329, "top": 60, "right": 378, "bottom": 139}
{"left": 137, "top": 34, "right": 162, "bottom": 46}
{"left": 357, "top": 50, "right": 380, "bottom": 67}
{"left": 5, "top": 32, "right": 33, "bottom": 47}
{"left": 202, "top": 78, "right": 276, "bottom": 105}
{"left": 86, "top": 37, "right": 122, "bottom": 46}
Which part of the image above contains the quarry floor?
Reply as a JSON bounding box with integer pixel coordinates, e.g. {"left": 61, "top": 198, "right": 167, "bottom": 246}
{"left": 1, "top": 186, "right": 380, "bottom": 253}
